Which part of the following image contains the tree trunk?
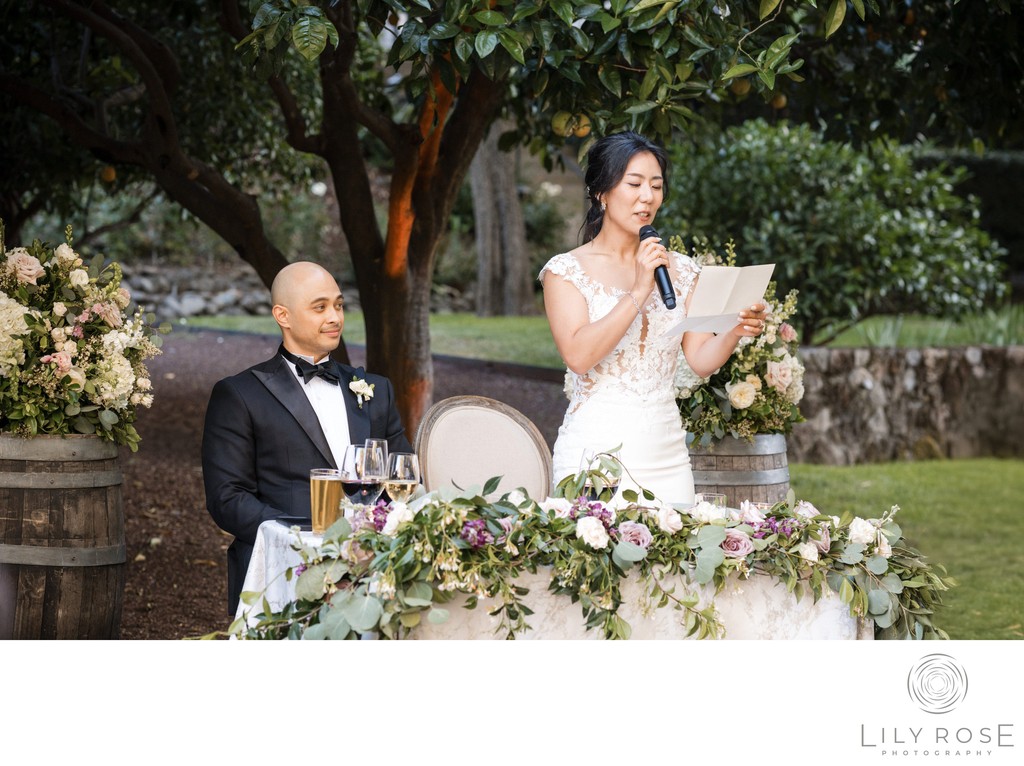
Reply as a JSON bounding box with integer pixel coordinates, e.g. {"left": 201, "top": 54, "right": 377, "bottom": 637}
{"left": 470, "top": 125, "right": 532, "bottom": 316}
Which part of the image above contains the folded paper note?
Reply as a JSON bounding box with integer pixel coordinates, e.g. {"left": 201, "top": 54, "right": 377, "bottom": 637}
{"left": 663, "top": 263, "right": 776, "bottom": 337}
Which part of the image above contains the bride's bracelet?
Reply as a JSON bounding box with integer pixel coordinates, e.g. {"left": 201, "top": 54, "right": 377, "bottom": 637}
{"left": 623, "top": 293, "right": 642, "bottom": 316}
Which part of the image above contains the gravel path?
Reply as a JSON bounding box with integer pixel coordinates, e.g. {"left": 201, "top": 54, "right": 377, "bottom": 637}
{"left": 119, "top": 329, "right": 566, "bottom": 639}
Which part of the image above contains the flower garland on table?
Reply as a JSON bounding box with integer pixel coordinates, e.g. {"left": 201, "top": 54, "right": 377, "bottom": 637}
{"left": 0, "top": 221, "right": 166, "bottom": 449}
{"left": 226, "top": 457, "right": 954, "bottom": 641}
{"left": 671, "top": 238, "right": 805, "bottom": 447}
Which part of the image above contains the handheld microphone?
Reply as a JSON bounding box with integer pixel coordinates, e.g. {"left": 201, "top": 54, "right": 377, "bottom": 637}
{"left": 639, "top": 224, "right": 676, "bottom": 310}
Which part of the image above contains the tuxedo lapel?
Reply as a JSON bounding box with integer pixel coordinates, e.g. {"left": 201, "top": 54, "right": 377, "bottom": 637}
{"left": 253, "top": 358, "right": 336, "bottom": 467}
{"left": 337, "top": 362, "right": 371, "bottom": 445}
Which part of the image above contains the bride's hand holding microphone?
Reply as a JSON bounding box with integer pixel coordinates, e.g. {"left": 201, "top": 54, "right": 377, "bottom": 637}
{"left": 628, "top": 229, "right": 671, "bottom": 311}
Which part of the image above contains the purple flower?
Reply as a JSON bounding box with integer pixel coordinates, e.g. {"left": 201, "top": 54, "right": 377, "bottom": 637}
{"left": 618, "top": 521, "right": 653, "bottom": 549}
{"left": 460, "top": 519, "right": 494, "bottom": 549}
{"left": 294, "top": 563, "right": 307, "bottom": 577}
{"left": 370, "top": 500, "right": 390, "bottom": 533}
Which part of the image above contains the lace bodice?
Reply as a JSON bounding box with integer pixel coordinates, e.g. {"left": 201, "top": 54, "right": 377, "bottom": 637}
{"left": 539, "top": 251, "right": 700, "bottom": 408}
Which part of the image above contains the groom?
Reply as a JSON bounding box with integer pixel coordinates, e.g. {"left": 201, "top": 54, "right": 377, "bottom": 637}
{"left": 201, "top": 261, "right": 413, "bottom": 614}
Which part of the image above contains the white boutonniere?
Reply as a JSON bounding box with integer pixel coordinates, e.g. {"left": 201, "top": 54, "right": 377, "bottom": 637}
{"left": 349, "top": 376, "right": 375, "bottom": 409}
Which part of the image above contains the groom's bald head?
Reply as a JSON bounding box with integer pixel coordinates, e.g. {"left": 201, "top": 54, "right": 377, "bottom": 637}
{"left": 271, "top": 261, "right": 344, "bottom": 361}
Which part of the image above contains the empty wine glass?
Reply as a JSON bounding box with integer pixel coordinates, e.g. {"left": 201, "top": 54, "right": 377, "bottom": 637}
{"left": 364, "top": 438, "right": 389, "bottom": 472}
{"left": 359, "top": 441, "right": 387, "bottom": 504}
{"left": 385, "top": 452, "right": 420, "bottom": 503}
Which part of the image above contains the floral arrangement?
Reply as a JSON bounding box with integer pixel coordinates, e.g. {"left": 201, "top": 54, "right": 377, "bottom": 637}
{"left": 0, "top": 221, "right": 164, "bottom": 450}
{"left": 227, "top": 459, "right": 954, "bottom": 641}
{"left": 671, "top": 238, "right": 805, "bottom": 446}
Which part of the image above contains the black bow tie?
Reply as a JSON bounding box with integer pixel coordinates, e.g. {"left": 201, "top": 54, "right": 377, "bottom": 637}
{"left": 280, "top": 347, "right": 340, "bottom": 386}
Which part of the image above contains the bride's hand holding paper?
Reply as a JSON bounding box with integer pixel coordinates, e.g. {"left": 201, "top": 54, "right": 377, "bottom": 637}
{"left": 663, "top": 263, "right": 775, "bottom": 338}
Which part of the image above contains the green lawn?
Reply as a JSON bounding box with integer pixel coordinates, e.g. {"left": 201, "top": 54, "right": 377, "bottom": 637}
{"left": 790, "top": 459, "right": 1024, "bottom": 640}
{"left": 183, "top": 306, "right": 1022, "bottom": 371}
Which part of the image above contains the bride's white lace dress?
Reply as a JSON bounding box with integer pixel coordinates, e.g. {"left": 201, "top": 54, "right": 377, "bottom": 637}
{"left": 540, "top": 250, "right": 699, "bottom": 504}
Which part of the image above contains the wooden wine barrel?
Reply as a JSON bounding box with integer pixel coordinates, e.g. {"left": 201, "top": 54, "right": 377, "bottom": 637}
{"left": 0, "top": 434, "right": 125, "bottom": 639}
{"left": 688, "top": 433, "right": 790, "bottom": 509}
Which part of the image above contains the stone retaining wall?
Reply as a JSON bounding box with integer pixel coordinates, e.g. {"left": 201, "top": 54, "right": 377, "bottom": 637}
{"left": 788, "top": 346, "right": 1024, "bottom": 464}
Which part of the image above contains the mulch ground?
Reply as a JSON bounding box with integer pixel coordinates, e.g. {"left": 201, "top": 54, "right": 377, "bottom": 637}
{"left": 119, "top": 329, "right": 566, "bottom": 639}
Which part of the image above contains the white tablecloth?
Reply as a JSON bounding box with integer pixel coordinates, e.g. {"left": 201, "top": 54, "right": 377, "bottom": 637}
{"left": 237, "top": 520, "right": 873, "bottom": 639}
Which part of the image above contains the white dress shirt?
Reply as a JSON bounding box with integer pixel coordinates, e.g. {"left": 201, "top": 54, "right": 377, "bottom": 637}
{"left": 285, "top": 353, "right": 351, "bottom": 466}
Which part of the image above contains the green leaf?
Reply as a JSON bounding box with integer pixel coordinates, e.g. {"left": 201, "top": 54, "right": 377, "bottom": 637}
{"left": 866, "top": 555, "right": 889, "bottom": 575}
{"left": 880, "top": 573, "right": 904, "bottom": 594}
{"left": 850, "top": 0, "right": 866, "bottom": 20}
{"left": 474, "top": 30, "right": 498, "bottom": 58}
{"left": 823, "top": 0, "right": 847, "bottom": 38}
{"left": 696, "top": 524, "right": 726, "bottom": 549}
{"left": 498, "top": 30, "right": 526, "bottom": 65}
{"left": 473, "top": 10, "right": 506, "bottom": 26}
{"left": 839, "top": 542, "right": 865, "bottom": 565}
{"left": 867, "top": 588, "right": 891, "bottom": 615}
{"left": 838, "top": 576, "right": 855, "bottom": 604}
{"left": 427, "top": 608, "right": 450, "bottom": 625}
{"left": 694, "top": 546, "right": 725, "bottom": 584}
{"left": 613, "top": 540, "right": 648, "bottom": 563}
{"left": 723, "top": 63, "right": 758, "bottom": 80}
{"left": 339, "top": 593, "right": 384, "bottom": 632}
{"left": 399, "top": 611, "right": 421, "bottom": 629}
{"left": 291, "top": 17, "right": 331, "bottom": 61}
{"left": 759, "top": 0, "right": 783, "bottom": 18}
{"left": 294, "top": 562, "right": 330, "bottom": 601}
{"left": 482, "top": 475, "right": 502, "bottom": 496}
{"left": 403, "top": 580, "right": 434, "bottom": 607}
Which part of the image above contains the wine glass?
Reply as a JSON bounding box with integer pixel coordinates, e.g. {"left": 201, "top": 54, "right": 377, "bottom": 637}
{"left": 385, "top": 452, "right": 420, "bottom": 503}
{"left": 359, "top": 442, "right": 387, "bottom": 504}
{"left": 364, "top": 438, "right": 389, "bottom": 472}
{"left": 340, "top": 445, "right": 385, "bottom": 505}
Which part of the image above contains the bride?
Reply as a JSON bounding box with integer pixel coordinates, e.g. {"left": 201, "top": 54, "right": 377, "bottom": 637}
{"left": 540, "top": 131, "right": 766, "bottom": 504}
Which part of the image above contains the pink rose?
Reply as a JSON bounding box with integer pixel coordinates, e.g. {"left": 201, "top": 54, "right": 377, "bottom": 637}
{"left": 779, "top": 323, "right": 797, "bottom": 343}
{"left": 618, "top": 521, "right": 653, "bottom": 549}
{"left": 721, "top": 529, "right": 754, "bottom": 558}
{"left": 814, "top": 524, "right": 831, "bottom": 554}
{"left": 46, "top": 352, "right": 73, "bottom": 374}
{"left": 6, "top": 249, "right": 45, "bottom": 285}
{"left": 766, "top": 359, "right": 793, "bottom": 392}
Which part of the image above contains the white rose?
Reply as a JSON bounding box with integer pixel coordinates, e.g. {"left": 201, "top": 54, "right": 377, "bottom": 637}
{"left": 66, "top": 367, "right": 86, "bottom": 389}
{"left": 539, "top": 497, "right": 573, "bottom": 518}
{"left": 381, "top": 502, "right": 414, "bottom": 536}
{"left": 689, "top": 500, "right": 727, "bottom": 524}
{"left": 745, "top": 374, "right": 763, "bottom": 391}
{"left": 797, "top": 542, "right": 819, "bottom": 562}
{"left": 52, "top": 302, "right": 68, "bottom": 317}
{"left": 504, "top": 489, "right": 527, "bottom": 507}
{"left": 725, "top": 380, "right": 757, "bottom": 410}
{"left": 575, "top": 516, "right": 610, "bottom": 549}
{"left": 654, "top": 504, "right": 684, "bottom": 534}
{"left": 69, "top": 269, "right": 90, "bottom": 288}
{"left": 785, "top": 379, "right": 805, "bottom": 405}
{"left": 848, "top": 517, "right": 876, "bottom": 546}
{"left": 136, "top": 377, "right": 152, "bottom": 391}
{"left": 737, "top": 500, "right": 766, "bottom": 525}
{"left": 875, "top": 535, "right": 893, "bottom": 559}
{"left": 51, "top": 327, "right": 67, "bottom": 343}
{"left": 54, "top": 243, "right": 81, "bottom": 266}
{"left": 793, "top": 500, "right": 819, "bottom": 519}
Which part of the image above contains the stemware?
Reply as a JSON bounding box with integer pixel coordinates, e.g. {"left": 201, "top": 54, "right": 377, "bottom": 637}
{"left": 384, "top": 452, "right": 420, "bottom": 503}
{"left": 340, "top": 445, "right": 386, "bottom": 505}
{"left": 364, "top": 438, "right": 389, "bottom": 472}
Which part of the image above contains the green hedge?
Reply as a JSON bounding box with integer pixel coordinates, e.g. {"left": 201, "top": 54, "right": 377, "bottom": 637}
{"left": 659, "top": 120, "right": 1008, "bottom": 342}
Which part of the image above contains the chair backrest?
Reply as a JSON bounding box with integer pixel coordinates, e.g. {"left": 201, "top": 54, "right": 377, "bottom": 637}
{"left": 414, "top": 395, "right": 552, "bottom": 500}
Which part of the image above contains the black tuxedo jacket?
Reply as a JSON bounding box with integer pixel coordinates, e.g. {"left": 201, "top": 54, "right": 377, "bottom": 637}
{"left": 201, "top": 353, "right": 413, "bottom": 614}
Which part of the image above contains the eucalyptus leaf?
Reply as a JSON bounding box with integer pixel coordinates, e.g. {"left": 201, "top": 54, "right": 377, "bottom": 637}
{"left": 339, "top": 594, "right": 384, "bottom": 632}
{"left": 427, "top": 608, "right": 450, "bottom": 625}
{"left": 867, "top": 588, "right": 891, "bottom": 615}
{"left": 866, "top": 555, "right": 889, "bottom": 575}
{"left": 694, "top": 546, "right": 725, "bottom": 584}
{"left": 696, "top": 524, "right": 726, "bottom": 549}
{"left": 403, "top": 580, "right": 434, "bottom": 607}
{"left": 294, "top": 562, "right": 330, "bottom": 601}
{"left": 613, "top": 540, "right": 648, "bottom": 563}
{"left": 840, "top": 543, "right": 865, "bottom": 565}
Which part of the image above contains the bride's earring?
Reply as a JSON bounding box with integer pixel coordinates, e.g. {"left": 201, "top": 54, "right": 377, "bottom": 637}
{"left": 600, "top": 200, "right": 606, "bottom": 212}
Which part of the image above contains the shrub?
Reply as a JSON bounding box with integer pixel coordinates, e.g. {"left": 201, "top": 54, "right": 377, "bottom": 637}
{"left": 659, "top": 120, "right": 1008, "bottom": 343}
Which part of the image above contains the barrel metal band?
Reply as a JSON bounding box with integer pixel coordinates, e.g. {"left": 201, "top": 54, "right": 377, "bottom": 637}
{"left": 692, "top": 468, "right": 790, "bottom": 485}
{"left": 0, "top": 470, "right": 122, "bottom": 489}
{"left": 0, "top": 542, "right": 126, "bottom": 567}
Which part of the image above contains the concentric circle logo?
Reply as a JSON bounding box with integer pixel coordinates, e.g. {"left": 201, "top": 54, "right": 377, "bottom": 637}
{"left": 907, "top": 654, "right": 968, "bottom": 714}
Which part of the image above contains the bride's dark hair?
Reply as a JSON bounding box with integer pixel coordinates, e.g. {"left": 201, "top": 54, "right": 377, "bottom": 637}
{"left": 579, "top": 131, "right": 669, "bottom": 244}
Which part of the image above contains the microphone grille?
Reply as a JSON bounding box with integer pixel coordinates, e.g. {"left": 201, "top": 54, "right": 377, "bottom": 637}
{"left": 639, "top": 225, "right": 659, "bottom": 240}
